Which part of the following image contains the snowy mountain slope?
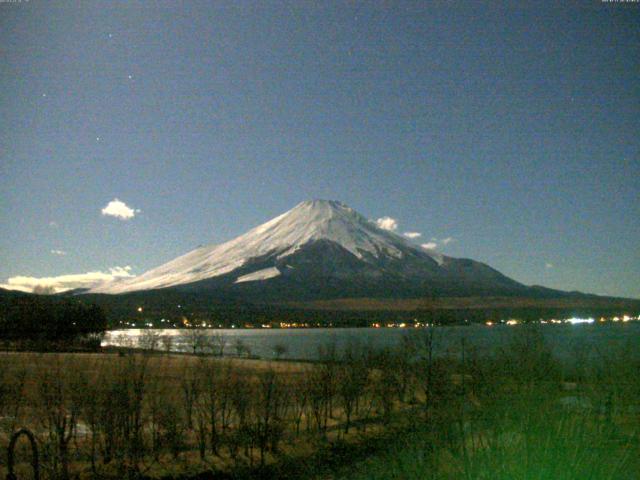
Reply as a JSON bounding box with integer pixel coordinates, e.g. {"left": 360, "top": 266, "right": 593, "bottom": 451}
{"left": 89, "top": 200, "right": 523, "bottom": 297}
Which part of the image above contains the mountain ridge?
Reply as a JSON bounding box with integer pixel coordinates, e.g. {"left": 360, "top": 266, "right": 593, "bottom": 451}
{"left": 86, "top": 200, "right": 584, "bottom": 301}
{"left": 90, "top": 200, "right": 449, "bottom": 294}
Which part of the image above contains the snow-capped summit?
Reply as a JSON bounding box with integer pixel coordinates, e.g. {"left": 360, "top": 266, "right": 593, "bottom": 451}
{"left": 89, "top": 200, "right": 523, "bottom": 298}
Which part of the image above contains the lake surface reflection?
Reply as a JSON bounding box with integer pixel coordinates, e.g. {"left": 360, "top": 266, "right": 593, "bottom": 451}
{"left": 103, "top": 322, "right": 640, "bottom": 362}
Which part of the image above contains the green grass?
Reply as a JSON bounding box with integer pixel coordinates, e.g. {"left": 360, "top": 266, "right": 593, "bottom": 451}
{"left": 326, "top": 336, "right": 640, "bottom": 480}
{"left": 329, "top": 405, "right": 639, "bottom": 480}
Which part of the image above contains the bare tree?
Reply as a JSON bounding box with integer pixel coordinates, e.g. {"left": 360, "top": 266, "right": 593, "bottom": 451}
{"left": 181, "top": 363, "right": 201, "bottom": 430}
{"left": 288, "top": 373, "right": 309, "bottom": 435}
{"left": 115, "top": 333, "right": 135, "bottom": 353}
{"left": 234, "top": 338, "right": 250, "bottom": 357}
{"left": 393, "top": 334, "right": 415, "bottom": 403}
{"left": 370, "top": 349, "right": 397, "bottom": 424}
{"left": 157, "top": 396, "right": 185, "bottom": 459}
{"left": 76, "top": 359, "right": 109, "bottom": 475}
{"left": 102, "top": 355, "right": 149, "bottom": 476}
{"left": 251, "top": 369, "right": 289, "bottom": 465}
{"left": 161, "top": 334, "right": 174, "bottom": 354}
{"left": 211, "top": 332, "right": 227, "bottom": 357}
{"left": 139, "top": 330, "right": 160, "bottom": 352}
{"left": 228, "top": 370, "right": 251, "bottom": 461}
{"left": 193, "top": 360, "right": 215, "bottom": 460}
{"left": 273, "top": 343, "right": 288, "bottom": 360}
{"left": 317, "top": 340, "right": 339, "bottom": 425}
{"left": 186, "top": 329, "right": 208, "bottom": 355}
{"left": 38, "top": 358, "right": 83, "bottom": 480}
{"left": 307, "top": 366, "right": 329, "bottom": 434}
{"left": 0, "top": 360, "right": 27, "bottom": 438}
{"left": 337, "top": 342, "right": 369, "bottom": 433}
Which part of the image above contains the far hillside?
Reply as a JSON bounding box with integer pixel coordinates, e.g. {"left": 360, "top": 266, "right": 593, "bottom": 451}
{"left": 0, "top": 288, "right": 107, "bottom": 350}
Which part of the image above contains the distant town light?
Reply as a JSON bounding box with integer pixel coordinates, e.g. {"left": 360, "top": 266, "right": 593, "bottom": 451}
{"left": 566, "top": 317, "right": 594, "bottom": 325}
{"left": 137, "top": 306, "right": 143, "bottom": 312}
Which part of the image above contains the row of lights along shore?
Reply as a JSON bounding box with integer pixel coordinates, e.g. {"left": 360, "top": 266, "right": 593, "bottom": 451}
{"left": 119, "top": 312, "right": 639, "bottom": 329}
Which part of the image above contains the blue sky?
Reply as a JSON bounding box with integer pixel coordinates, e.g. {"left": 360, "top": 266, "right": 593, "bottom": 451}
{"left": 1, "top": 1, "right": 638, "bottom": 298}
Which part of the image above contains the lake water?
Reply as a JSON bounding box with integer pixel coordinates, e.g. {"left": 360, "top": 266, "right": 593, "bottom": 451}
{"left": 103, "top": 322, "right": 640, "bottom": 362}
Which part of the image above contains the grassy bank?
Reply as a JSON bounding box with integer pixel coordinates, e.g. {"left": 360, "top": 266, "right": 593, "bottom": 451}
{"left": 325, "top": 330, "right": 640, "bottom": 480}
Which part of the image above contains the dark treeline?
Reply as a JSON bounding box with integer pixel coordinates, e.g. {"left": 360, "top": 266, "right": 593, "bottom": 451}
{"left": 0, "top": 292, "right": 107, "bottom": 349}
{"left": 86, "top": 292, "right": 637, "bottom": 329}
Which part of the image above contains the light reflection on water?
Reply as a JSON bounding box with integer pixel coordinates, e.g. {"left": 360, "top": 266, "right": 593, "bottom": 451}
{"left": 102, "top": 322, "right": 640, "bottom": 362}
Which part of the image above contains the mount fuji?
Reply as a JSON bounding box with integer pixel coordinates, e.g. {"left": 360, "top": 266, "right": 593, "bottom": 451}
{"left": 89, "top": 200, "right": 542, "bottom": 300}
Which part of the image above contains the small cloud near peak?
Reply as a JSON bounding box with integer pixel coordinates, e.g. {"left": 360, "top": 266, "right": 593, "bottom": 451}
{"left": 376, "top": 216, "right": 398, "bottom": 231}
{"left": 101, "top": 199, "right": 140, "bottom": 220}
{"left": 403, "top": 232, "right": 421, "bottom": 239}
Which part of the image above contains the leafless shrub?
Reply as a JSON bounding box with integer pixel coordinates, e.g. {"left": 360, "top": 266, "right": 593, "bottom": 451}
{"left": 160, "top": 335, "right": 174, "bottom": 354}
{"left": 273, "top": 343, "right": 288, "bottom": 360}
{"left": 227, "top": 370, "right": 252, "bottom": 462}
{"left": 185, "top": 329, "right": 208, "bottom": 355}
{"left": 287, "top": 373, "right": 309, "bottom": 435}
{"left": 234, "top": 338, "right": 250, "bottom": 357}
{"left": 252, "top": 369, "right": 288, "bottom": 465}
{"left": 157, "top": 396, "right": 185, "bottom": 459}
{"left": 97, "top": 355, "right": 149, "bottom": 476}
{"left": 211, "top": 332, "right": 227, "bottom": 357}
{"left": 139, "top": 330, "right": 161, "bottom": 352}
{"left": 37, "top": 357, "right": 83, "bottom": 480}
{"left": 181, "top": 363, "right": 201, "bottom": 430}
{"left": 0, "top": 360, "right": 27, "bottom": 438}
{"left": 337, "top": 342, "right": 369, "bottom": 433}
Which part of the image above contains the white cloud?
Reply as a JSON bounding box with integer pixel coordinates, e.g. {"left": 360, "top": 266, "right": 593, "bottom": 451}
{"left": 545, "top": 262, "right": 554, "bottom": 269}
{"left": 421, "top": 242, "right": 438, "bottom": 250}
{"left": 376, "top": 216, "right": 398, "bottom": 231}
{"left": 426, "top": 236, "right": 455, "bottom": 247}
{"left": 50, "top": 249, "right": 67, "bottom": 256}
{"left": 101, "top": 199, "right": 140, "bottom": 220}
{"left": 403, "top": 232, "right": 421, "bottom": 239}
{"left": 1, "top": 266, "right": 134, "bottom": 294}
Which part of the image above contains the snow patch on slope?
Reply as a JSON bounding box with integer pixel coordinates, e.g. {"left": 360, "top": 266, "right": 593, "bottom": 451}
{"left": 235, "top": 267, "right": 281, "bottom": 284}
